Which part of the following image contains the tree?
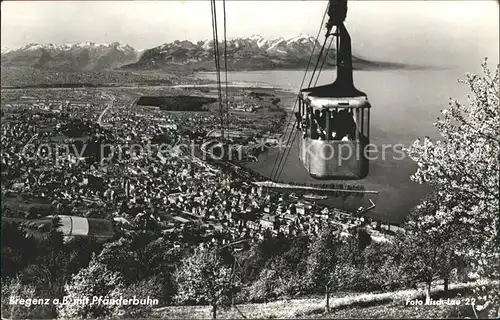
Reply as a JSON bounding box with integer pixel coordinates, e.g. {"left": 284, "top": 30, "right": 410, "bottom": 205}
{"left": 174, "top": 246, "right": 234, "bottom": 319}
{"left": 327, "top": 230, "right": 367, "bottom": 292}
{"left": 1, "top": 276, "right": 52, "bottom": 319}
{"left": 361, "top": 241, "right": 403, "bottom": 291}
{"left": 304, "top": 226, "right": 375, "bottom": 311}
{"left": 407, "top": 59, "right": 499, "bottom": 256}
{"left": 304, "top": 227, "right": 340, "bottom": 311}
{"left": 397, "top": 195, "right": 464, "bottom": 303}
{"left": 98, "top": 237, "right": 142, "bottom": 285}
{"left": 65, "top": 236, "right": 103, "bottom": 281}
{"left": 58, "top": 255, "right": 125, "bottom": 319}
{"left": 407, "top": 60, "right": 499, "bottom": 313}
{"left": 120, "top": 277, "right": 162, "bottom": 318}
{"left": 23, "top": 215, "right": 71, "bottom": 317}
{"left": 98, "top": 232, "right": 160, "bottom": 285}
{"left": 142, "top": 237, "right": 184, "bottom": 305}
{"left": 411, "top": 193, "right": 465, "bottom": 288}
{"left": 1, "top": 222, "right": 37, "bottom": 279}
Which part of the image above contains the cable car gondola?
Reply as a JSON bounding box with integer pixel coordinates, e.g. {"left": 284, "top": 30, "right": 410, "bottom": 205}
{"left": 297, "top": 0, "right": 371, "bottom": 180}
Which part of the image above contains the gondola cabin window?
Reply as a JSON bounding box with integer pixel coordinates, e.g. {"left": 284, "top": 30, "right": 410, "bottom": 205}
{"left": 297, "top": 93, "right": 371, "bottom": 179}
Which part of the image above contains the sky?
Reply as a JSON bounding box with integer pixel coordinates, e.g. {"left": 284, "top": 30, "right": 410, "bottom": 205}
{"left": 1, "top": 1, "right": 498, "bottom": 69}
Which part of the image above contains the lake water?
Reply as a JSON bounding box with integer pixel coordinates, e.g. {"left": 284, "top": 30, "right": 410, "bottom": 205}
{"left": 196, "top": 68, "right": 470, "bottom": 224}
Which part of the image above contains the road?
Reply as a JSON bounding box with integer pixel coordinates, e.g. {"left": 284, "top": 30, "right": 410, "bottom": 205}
{"left": 97, "top": 90, "right": 140, "bottom": 128}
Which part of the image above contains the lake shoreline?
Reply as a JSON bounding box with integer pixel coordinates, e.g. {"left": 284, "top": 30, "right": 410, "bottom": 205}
{"left": 194, "top": 69, "right": 453, "bottom": 224}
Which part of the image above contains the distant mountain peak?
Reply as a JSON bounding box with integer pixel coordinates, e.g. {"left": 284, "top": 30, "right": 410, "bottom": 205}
{"left": 121, "top": 34, "right": 332, "bottom": 72}
{"left": 2, "top": 41, "right": 142, "bottom": 71}
{"left": 1, "top": 46, "right": 13, "bottom": 54}
{"left": 9, "top": 41, "right": 137, "bottom": 51}
{"left": 286, "top": 34, "right": 315, "bottom": 43}
{"left": 2, "top": 34, "right": 399, "bottom": 73}
{"left": 250, "top": 34, "right": 264, "bottom": 41}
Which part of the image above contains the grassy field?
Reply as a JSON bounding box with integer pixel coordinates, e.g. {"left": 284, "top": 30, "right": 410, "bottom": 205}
{"left": 309, "top": 299, "right": 473, "bottom": 319}
{"left": 153, "top": 281, "right": 496, "bottom": 319}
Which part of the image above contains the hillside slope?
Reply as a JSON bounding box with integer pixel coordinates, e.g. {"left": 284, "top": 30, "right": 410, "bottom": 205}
{"left": 154, "top": 281, "right": 496, "bottom": 319}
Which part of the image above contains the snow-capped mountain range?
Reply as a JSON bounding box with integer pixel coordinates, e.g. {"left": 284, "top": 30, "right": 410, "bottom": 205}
{"left": 2, "top": 35, "right": 395, "bottom": 72}
{"left": 123, "top": 34, "right": 342, "bottom": 71}
{"left": 1, "top": 42, "right": 142, "bottom": 71}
